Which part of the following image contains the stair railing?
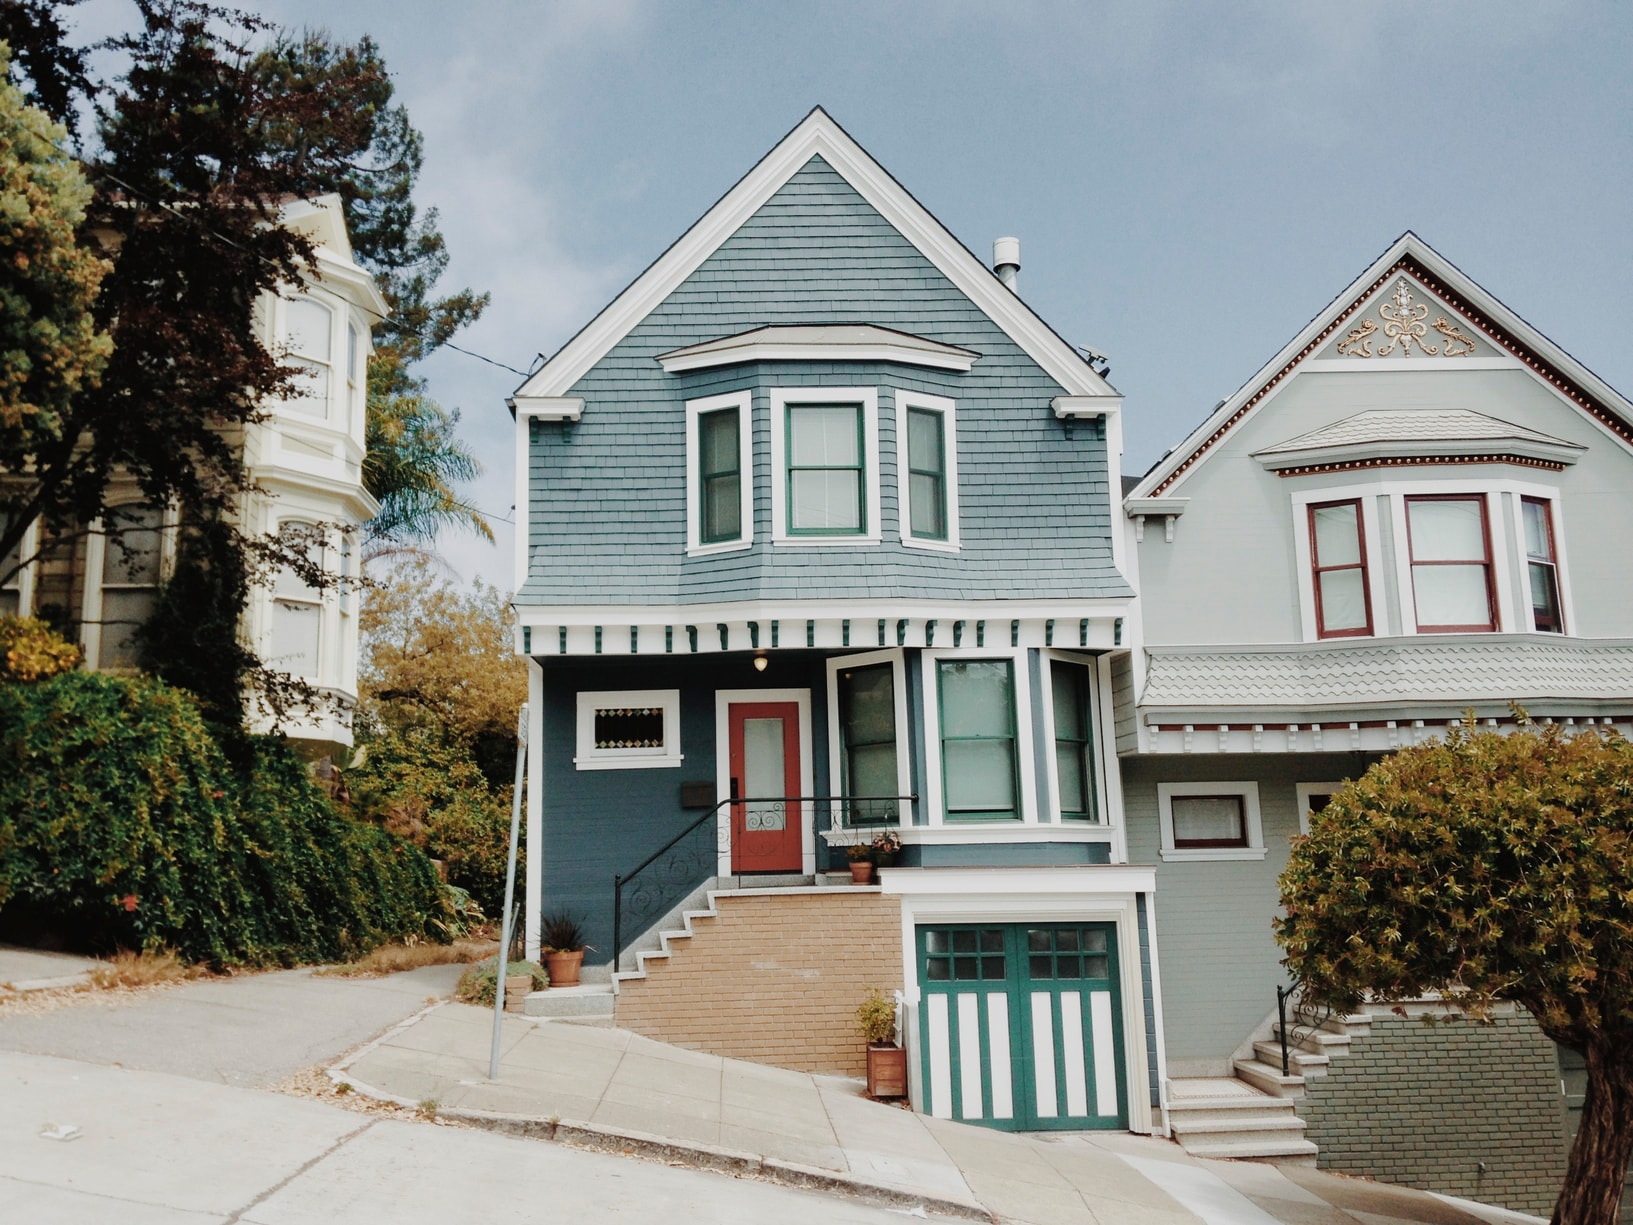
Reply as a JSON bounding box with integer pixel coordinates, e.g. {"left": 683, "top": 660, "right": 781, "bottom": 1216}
{"left": 1275, "top": 979, "right": 1334, "bottom": 1076}
{"left": 611, "top": 794, "right": 915, "bottom": 973}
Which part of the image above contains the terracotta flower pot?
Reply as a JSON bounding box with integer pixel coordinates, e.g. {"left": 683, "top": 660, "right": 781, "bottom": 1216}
{"left": 849, "top": 860, "right": 875, "bottom": 885}
{"left": 866, "top": 1044, "right": 907, "bottom": 1098}
{"left": 544, "top": 948, "right": 583, "bottom": 987}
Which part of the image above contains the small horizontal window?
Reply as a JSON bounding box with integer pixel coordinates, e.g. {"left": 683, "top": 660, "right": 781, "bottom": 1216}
{"left": 1158, "top": 782, "right": 1265, "bottom": 861}
{"left": 575, "top": 689, "right": 683, "bottom": 770}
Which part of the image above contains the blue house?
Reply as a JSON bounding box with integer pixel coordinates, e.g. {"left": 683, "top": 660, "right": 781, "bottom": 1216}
{"left": 510, "top": 109, "right": 1162, "bottom": 1131}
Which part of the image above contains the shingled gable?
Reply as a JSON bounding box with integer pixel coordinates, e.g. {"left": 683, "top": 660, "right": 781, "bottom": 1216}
{"left": 1127, "top": 231, "right": 1633, "bottom": 502}
{"left": 509, "top": 106, "right": 1118, "bottom": 411}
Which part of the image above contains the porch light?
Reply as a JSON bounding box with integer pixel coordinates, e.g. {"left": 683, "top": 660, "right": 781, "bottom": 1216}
{"left": 753, "top": 652, "right": 769, "bottom": 672}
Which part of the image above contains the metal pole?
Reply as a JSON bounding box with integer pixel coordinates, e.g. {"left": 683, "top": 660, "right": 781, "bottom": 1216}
{"left": 489, "top": 703, "right": 529, "bottom": 1081}
{"left": 1276, "top": 984, "right": 1290, "bottom": 1076}
{"left": 612, "top": 874, "right": 623, "bottom": 976}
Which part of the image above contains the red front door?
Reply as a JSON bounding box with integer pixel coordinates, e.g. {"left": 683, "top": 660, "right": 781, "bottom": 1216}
{"left": 728, "top": 701, "right": 803, "bottom": 873}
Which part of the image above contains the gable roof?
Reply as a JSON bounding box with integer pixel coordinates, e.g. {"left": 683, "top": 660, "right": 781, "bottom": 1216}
{"left": 1128, "top": 232, "right": 1633, "bottom": 499}
{"left": 1252, "top": 409, "right": 1585, "bottom": 472}
{"left": 511, "top": 107, "right": 1117, "bottom": 407}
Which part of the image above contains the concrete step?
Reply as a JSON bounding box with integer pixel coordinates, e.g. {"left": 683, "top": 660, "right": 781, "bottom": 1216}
{"left": 1180, "top": 1136, "right": 1320, "bottom": 1162}
{"left": 1171, "top": 1114, "right": 1310, "bottom": 1143}
{"left": 1272, "top": 1024, "right": 1351, "bottom": 1057}
{"left": 1167, "top": 1098, "right": 1301, "bottom": 1128}
{"left": 1253, "top": 1041, "right": 1330, "bottom": 1077}
{"left": 1233, "top": 1059, "right": 1306, "bottom": 1099}
{"left": 523, "top": 983, "right": 614, "bottom": 1019}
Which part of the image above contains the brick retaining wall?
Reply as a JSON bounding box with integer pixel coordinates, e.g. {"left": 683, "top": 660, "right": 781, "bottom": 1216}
{"left": 613, "top": 889, "right": 904, "bottom": 1078}
{"left": 1296, "top": 1009, "right": 1567, "bottom": 1217}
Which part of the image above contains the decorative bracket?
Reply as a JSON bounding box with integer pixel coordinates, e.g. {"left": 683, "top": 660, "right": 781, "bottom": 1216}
{"left": 1125, "top": 497, "right": 1189, "bottom": 543}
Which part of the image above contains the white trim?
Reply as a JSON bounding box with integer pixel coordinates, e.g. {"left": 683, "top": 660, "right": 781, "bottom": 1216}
{"left": 509, "top": 396, "right": 585, "bottom": 422}
{"left": 516, "top": 597, "right": 1133, "bottom": 626}
{"left": 1128, "top": 233, "right": 1633, "bottom": 501}
{"left": 525, "top": 661, "right": 544, "bottom": 960}
{"left": 514, "top": 410, "right": 531, "bottom": 598}
{"left": 1295, "top": 781, "right": 1345, "bottom": 836}
{"left": 714, "top": 687, "right": 816, "bottom": 875}
{"left": 893, "top": 825, "right": 1114, "bottom": 845}
{"left": 513, "top": 108, "right": 1116, "bottom": 404}
{"left": 684, "top": 391, "right": 755, "bottom": 555}
{"left": 1290, "top": 490, "right": 1388, "bottom": 643}
{"left": 881, "top": 864, "right": 1157, "bottom": 1134}
{"left": 769, "top": 387, "right": 881, "bottom": 545}
{"left": 920, "top": 646, "right": 1038, "bottom": 827}
{"left": 824, "top": 649, "right": 913, "bottom": 826}
{"left": 1156, "top": 781, "right": 1266, "bottom": 861}
{"left": 660, "top": 337, "right": 977, "bottom": 374}
{"left": 896, "top": 390, "right": 961, "bottom": 551}
{"left": 1302, "top": 356, "right": 1522, "bottom": 373}
{"left": 1140, "top": 891, "right": 1171, "bottom": 1136}
{"left": 573, "top": 689, "right": 683, "bottom": 770}
{"left": 1095, "top": 655, "right": 1130, "bottom": 863}
{"left": 1051, "top": 395, "right": 1118, "bottom": 420}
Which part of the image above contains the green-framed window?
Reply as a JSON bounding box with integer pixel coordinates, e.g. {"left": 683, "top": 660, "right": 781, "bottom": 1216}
{"left": 698, "top": 406, "right": 742, "bottom": 544}
{"left": 786, "top": 402, "right": 864, "bottom": 534}
{"left": 1050, "top": 661, "right": 1097, "bottom": 822}
{"left": 938, "top": 659, "right": 1020, "bottom": 821}
{"left": 838, "top": 661, "right": 898, "bottom": 798}
{"left": 906, "top": 406, "right": 947, "bottom": 540}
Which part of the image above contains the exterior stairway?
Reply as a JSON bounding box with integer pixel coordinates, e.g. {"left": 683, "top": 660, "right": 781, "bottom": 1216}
{"left": 1167, "top": 1008, "right": 1371, "bottom": 1162}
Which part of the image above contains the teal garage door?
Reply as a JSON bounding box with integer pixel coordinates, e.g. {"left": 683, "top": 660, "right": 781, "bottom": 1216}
{"left": 916, "top": 923, "right": 1125, "bottom": 1131}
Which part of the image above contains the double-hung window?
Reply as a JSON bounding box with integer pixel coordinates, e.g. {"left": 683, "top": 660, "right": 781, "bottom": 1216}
{"left": 284, "top": 298, "right": 334, "bottom": 421}
{"left": 97, "top": 504, "right": 164, "bottom": 669}
{"left": 1049, "top": 661, "right": 1098, "bottom": 822}
{"left": 937, "top": 659, "right": 1020, "bottom": 821}
{"left": 1406, "top": 495, "right": 1496, "bottom": 632}
{"left": 838, "top": 662, "right": 899, "bottom": 799}
{"left": 898, "top": 391, "right": 959, "bottom": 547}
{"left": 685, "top": 392, "right": 753, "bottom": 553}
{"left": 1308, "top": 499, "right": 1371, "bottom": 637}
{"left": 1521, "top": 497, "right": 1563, "bottom": 633}
{"left": 0, "top": 515, "right": 20, "bottom": 618}
{"left": 769, "top": 388, "right": 879, "bottom": 543}
{"left": 270, "top": 522, "right": 323, "bottom": 678}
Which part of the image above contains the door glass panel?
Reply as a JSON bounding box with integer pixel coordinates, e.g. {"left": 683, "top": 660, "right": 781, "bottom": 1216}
{"left": 1084, "top": 955, "right": 1110, "bottom": 980}
{"left": 953, "top": 931, "right": 976, "bottom": 953}
{"left": 1030, "top": 956, "right": 1053, "bottom": 980}
{"left": 743, "top": 717, "right": 785, "bottom": 831}
{"left": 926, "top": 930, "right": 949, "bottom": 955}
{"left": 980, "top": 929, "right": 1004, "bottom": 953}
{"left": 926, "top": 959, "right": 950, "bottom": 981}
{"left": 1083, "top": 930, "right": 1107, "bottom": 953}
{"left": 954, "top": 957, "right": 979, "bottom": 981}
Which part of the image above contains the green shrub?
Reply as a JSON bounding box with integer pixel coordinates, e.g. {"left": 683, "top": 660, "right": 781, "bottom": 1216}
{"left": 0, "top": 671, "right": 444, "bottom": 965}
{"left": 0, "top": 616, "right": 82, "bottom": 682}
{"left": 455, "top": 955, "right": 547, "bottom": 1006}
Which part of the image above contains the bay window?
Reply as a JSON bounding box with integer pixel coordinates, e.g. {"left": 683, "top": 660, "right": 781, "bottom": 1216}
{"left": 1308, "top": 499, "right": 1371, "bottom": 637}
{"left": 937, "top": 659, "right": 1019, "bottom": 821}
{"left": 787, "top": 403, "right": 865, "bottom": 534}
{"left": 1406, "top": 495, "right": 1496, "bottom": 632}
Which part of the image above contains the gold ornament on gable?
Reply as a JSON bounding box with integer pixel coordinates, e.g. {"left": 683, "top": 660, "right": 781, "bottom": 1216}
{"left": 1333, "top": 279, "right": 1478, "bottom": 359}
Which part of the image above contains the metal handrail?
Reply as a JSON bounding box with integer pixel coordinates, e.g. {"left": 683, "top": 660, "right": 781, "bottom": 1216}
{"left": 612, "top": 793, "right": 916, "bottom": 972}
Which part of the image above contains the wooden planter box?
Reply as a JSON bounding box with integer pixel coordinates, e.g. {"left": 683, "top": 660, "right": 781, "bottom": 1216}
{"left": 867, "top": 1043, "right": 908, "bottom": 1099}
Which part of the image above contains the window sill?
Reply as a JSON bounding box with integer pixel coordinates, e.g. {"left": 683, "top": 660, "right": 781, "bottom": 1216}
{"left": 573, "top": 754, "right": 684, "bottom": 771}
{"left": 899, "top": 825, "right": 1116, "bottom": 845}
{"left": 900, "top": 536, "right": 961, "bottom": 553}
{"left": 686, "top": 539, "right": 753, "bottom": 557}
{"left": 771, "top": 534, "right": 883, "bottom": 547}
{"left": 1159, "top": 847, "right": 1268, "bottom": 862}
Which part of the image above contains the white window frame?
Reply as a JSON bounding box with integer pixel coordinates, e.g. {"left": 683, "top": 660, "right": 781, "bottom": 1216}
{"left": 1039, "top": 651, "right": 1118, "bottom": 830}
{"left": 896, "top": 390, "right": 960, "bottom": 551}
{"left": 920, "top": 646, "right": 1038, "bottom": 828}
{"left": 279, "top": 295, "right": 337, "bottom": 426}
{"left": 1296, "top": 781, "right": 1346, "bottom": 836}
{"left": 824, "top": 648, "right": 914, "bottom": 829}
{"left": 768, "top": 386, "right": 881, "bottom": 545}
{"left": 83, "top": 502, "right": 173, "bottom": 671}
{"left": 1290, "top": 478, "right": 1569, "bottom": 640}
{"left": 0, "top": 516, "right": 36, "bottom": 617}
{"left": 1507, "top": 492, "right": 1576, "bottom": 634}
{"left": 1157, "top": 781, "right": 1265, "bottom": 862}
{"left": 684, "top": 390, "right": 754, "bottom": 555}
{"left": 269, "top": 518, "right": 327, "bottom": 682}
{"left": 575, "top": 688, "right": 683, "bottom": 771}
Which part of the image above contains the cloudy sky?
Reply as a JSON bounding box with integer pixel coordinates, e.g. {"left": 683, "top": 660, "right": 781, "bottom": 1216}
{"left": 75, "top": 1, "right": 1633, "bottom": 587}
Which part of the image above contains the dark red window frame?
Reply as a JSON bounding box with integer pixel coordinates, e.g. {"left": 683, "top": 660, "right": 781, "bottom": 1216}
{"left": 1170, "top": 793, "right": 1249, "bottom": 850}
{"left": 1405, "top": 494, "right": 1497, "bottom": 633}
{"left": 1308, "top": 498, "right": 1373, "bottom": 639}
{"left": 1521, "top": 496, "right": 1564, "bottom": 634}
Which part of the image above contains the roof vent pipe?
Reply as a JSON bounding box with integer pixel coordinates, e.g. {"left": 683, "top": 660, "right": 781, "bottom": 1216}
{"left": 993, "top": 237, "right": 1020, "bottom": 292}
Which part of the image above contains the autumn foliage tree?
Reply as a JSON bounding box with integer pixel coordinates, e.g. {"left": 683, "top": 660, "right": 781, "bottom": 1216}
{"left": 1277, "top": 721, "right": 1633, "bottom": 1225}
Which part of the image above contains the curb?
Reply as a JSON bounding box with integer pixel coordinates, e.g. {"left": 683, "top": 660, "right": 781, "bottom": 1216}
{"left": 326, "top": 1011, "right": 993, "bottom": 1223}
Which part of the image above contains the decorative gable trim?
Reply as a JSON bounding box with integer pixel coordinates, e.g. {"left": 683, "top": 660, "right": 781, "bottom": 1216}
{"left": 1128, "top": 233, "right": 1633, "bottom": 501}
{"left": 511, "top": 107, "right": 1118, "bottom": 406}
{"left": 657, "top": 324, "right": 978, "bottom": 373}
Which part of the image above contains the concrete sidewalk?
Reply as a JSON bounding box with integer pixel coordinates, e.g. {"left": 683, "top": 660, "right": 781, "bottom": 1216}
{"left": 335, "top": 1002, "right": 1545, "bottom": 1225}
{"left": 0, "top": 945, "right": 100, "bottom": 993}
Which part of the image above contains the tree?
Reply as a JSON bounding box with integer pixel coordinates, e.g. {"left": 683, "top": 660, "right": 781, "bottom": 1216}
{"left": 348, "top": 553, "right": 525, "bottom": 911}
{"left": 1276, "top": 721, "right": 1633, "bottom": 1225}
{"left": 250, "top": 31, "right": 491, "bottom": 547}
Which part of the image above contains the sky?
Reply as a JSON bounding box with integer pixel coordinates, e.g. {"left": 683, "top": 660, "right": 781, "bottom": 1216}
{"left": 72, "top": 1, "right": 1633, "bottom": 588}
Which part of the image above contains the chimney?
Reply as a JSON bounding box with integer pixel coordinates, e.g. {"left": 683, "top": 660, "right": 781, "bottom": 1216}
{"left": 993, "top": 237, "right": 1020, "bottom": 291}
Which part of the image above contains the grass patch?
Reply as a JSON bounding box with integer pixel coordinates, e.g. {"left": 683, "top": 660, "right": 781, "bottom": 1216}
{"left": 314, "top": 938, "right": 498, "bottom": 979}
{"left": 87, "top": 948, "right": 208, "bottom": 990}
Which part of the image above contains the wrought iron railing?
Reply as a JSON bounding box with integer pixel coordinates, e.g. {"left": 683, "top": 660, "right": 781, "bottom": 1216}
{"left": 611, "top": 794, "right": 914, "bottom": 972}
{"left": 1275, "top": 980, "right": 1334, "bottom": 1075}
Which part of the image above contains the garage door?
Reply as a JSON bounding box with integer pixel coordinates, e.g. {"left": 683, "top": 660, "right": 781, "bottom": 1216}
{"left": 916, "top": 923, "right": 1125, "bottom": 1131}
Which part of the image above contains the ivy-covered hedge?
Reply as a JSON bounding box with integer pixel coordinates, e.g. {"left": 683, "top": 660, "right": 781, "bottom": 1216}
{"left": 0, "top": 671, "right": 445, "bottom": 965}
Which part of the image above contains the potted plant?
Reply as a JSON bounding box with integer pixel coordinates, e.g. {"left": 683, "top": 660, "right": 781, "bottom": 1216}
{"left": 857, "top": 987, "right": 906, "bottom": 1099}
{"left": 869, "top": 829, "right": 901, "bottom": 869}
{"left": 845, "top": 841, "right": 875, "bottom": 884}
{"left": 540, "top": 910, "right": 590, "bottom": 987}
